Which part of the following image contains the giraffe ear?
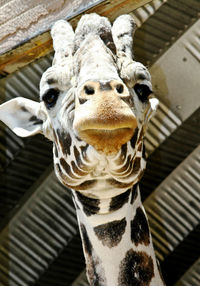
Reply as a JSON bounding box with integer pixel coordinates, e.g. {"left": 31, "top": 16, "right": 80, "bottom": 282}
{"left": 0, "top": 97, "right": 45, "bottom": 137}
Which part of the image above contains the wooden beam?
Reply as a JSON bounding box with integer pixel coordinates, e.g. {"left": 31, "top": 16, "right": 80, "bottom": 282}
{"left": 0, "top": 0, "right": 151, "bottom": 77}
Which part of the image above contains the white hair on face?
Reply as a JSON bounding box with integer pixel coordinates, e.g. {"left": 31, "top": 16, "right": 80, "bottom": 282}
{"left": 74, "top": 13, "right": 112, "bottom": 51}
{"left": 51, "top": 20, "right": 75, "bottom": 65}
{"left": 112, "top": 14, "right": 136, "bottom": 59}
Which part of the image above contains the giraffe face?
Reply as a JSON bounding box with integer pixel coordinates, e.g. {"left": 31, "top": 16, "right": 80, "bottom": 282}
{"left": 38, "top": 14, "right": 158, "bottom": 156}
{"left": 0, "top": 14, "right": 159, "bottom": 191}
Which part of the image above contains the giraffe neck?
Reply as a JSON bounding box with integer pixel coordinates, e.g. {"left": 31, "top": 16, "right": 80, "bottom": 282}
{"left": 72, "top": 186, "right": 165, "bottom": 286}
{"left": 53, "top": 126, "right": 165, "bottom": 285}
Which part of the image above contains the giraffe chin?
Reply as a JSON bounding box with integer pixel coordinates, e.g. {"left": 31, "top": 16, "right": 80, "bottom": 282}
{"left": 78, "top": 128, "right": 135, "bottom": 155}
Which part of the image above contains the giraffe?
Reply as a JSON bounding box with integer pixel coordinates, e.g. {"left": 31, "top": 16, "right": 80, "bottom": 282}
{"left": 0, "top": 14, "right": 165, "bottom": 286}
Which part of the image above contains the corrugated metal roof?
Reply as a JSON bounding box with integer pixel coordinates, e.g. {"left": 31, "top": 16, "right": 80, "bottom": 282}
{"left": 140, "top": 107, "right": 200, "bottom": 199}
{"left": 71, "top": 271, "right": 89, "bottom": 286}
{"left": 0, "top": 168, "right": 77, "bottom": 285}
{"left": 0, "top": 135, "right": 52, "bottom": 223}
{"left": 36, "top": 235, "right": 85, "bottom": 286}
{"left": 162, "top": 224, "right": 200, "bottom": 285}
{"left": 145, "top": 146, "right": 200, "bottom": 261}
{"left": 133, "top": 0, "right": 200, "bottom": 65}
{"left": 175, "top": 258, "right": 200, "bottom": 286}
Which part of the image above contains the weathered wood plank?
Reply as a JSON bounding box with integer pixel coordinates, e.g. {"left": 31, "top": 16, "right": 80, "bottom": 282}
{"left": 0, "top": 0, "right": 103, "bottom": 55}
{"left": 0, "top": 0, "right": 151, "bottom": 77}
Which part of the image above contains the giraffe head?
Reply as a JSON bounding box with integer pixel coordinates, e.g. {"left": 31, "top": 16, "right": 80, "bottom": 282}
{"left": 0, "top": 14, "right": 158, "bottom": 191}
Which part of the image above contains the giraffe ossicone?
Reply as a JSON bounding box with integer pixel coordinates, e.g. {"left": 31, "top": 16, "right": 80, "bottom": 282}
{"left": 0, "top": 13, "right": 165, "bottom": 286}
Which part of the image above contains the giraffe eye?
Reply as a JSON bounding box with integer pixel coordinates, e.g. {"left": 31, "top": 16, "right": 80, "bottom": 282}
{"left": 134, "top": 84, "right": 152, "bottom": 102}
{"left": 42, "top": 88, "right": 60, "bottom": 109}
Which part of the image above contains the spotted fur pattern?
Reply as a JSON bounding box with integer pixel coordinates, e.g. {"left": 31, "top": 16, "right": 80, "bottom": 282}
{"left": 0, "top": 13, "right": 164, "bottom": 286}
{"left": 73, "top": 186, "right": 164, "bottom": 286}
{"left": 41, "top": 13, "right": 163, "bottom": 286}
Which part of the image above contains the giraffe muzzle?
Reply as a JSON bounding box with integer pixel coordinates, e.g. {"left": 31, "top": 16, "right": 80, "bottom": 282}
{"left": 73, "top": 80, "right": 137, "bottom": 154}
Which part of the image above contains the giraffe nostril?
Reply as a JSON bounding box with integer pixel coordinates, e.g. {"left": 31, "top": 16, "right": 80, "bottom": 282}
{"left": 84, "top": 85, "right": 95, "bottom": 95}
{"left": 116, "top": 84, "right": 124, "bottom": 94}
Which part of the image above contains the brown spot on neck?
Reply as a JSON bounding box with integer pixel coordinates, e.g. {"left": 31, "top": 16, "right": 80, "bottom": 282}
{"left": 94, "top": 218, "right": 127, "bottom": 248}
{"left": 109, "top": 189, "right": 131, "bottom": 212}
{"left": 118, "top": 249, "right": 154, "bottom": 286}
{"left": 76, "top": 191, "right": 100, "bottom": 216}
{"left": 131, "top": 207, "right": 150, "bottom": 246}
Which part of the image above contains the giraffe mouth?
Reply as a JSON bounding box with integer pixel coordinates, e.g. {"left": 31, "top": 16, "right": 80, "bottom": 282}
{"left": 78, "top": 127, "right": 135, "bottom": 154}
